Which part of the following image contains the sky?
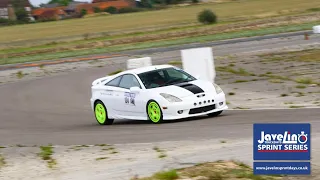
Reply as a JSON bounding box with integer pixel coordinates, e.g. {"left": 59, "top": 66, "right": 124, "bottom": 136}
{"left": 29, "top": 0, "right": 91, "bottom": 6}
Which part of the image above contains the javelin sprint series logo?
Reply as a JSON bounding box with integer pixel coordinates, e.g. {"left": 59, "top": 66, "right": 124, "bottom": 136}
{"left": 253, "top": 123, "right": 311, "bottom": 172}
{"left": 257, "top": 130, "right": 308, "bottom": 152}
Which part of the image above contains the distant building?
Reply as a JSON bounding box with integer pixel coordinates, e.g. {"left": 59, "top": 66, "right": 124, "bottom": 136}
{"left": 40, "top": 3, "right": 60, "bottom": 8}
{"left": 32, "top": 7, "right": 67, "bottom": 20}
{"left": 0, "top": 0, "right": 33, "bottom": 20}
{"left": 32, "top": 0, "right": 135, "bottom": 21}
{"left": 38, "top": 8, "right": 67, "bottom": 20}
{"left": 76, "top": 0, "right": 135, "bottom": 14}
{"left": 65, "top": 1, "right": 88, "bottom": 15}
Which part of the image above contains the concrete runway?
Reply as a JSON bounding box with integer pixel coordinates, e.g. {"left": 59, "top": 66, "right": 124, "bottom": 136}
{"left": 0, "top": 33, "right": 319, "bottom": 146}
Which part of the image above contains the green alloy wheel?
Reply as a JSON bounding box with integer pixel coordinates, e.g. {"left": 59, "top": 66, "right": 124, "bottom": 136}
{"left": 94, "top": 101, "right": 114, "bottom": 125}
{"left": 147, "top": 100, "right": 163, "bottom": 123}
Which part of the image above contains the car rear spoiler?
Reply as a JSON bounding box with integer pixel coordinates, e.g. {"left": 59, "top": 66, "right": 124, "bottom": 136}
{"left": 92, "top": 76, "right": 113, "bottom": 86}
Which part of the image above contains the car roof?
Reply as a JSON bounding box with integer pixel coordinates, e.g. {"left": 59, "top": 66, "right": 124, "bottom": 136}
{"left": 119, "top": 64, "right": 175, "bottom": 75}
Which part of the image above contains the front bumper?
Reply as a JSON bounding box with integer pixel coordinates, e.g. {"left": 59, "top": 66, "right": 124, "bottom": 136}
{"left": 161, "top": 92, "right": 228, "bottom": 120}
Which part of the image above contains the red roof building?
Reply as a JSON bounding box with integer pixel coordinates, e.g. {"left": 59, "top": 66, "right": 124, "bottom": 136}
{"left": 76, "top": 0, "right": 135, "bottom": 14}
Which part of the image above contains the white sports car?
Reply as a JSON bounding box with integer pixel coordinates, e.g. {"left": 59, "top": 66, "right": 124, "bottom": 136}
{"left": 90, "top": 64, "right": 228, "bottom": 125}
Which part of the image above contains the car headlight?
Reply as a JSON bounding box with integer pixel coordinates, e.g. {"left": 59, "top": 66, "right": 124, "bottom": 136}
{"left": 213, "top": 83, "right": 223, "bottom": 94}
{"left": 160, "top": 93, "right": 182, "bottom": 102}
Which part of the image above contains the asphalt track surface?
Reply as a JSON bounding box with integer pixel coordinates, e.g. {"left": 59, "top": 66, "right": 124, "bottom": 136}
{"left": 0, "top": 33, "right": 320, "bottom": 146}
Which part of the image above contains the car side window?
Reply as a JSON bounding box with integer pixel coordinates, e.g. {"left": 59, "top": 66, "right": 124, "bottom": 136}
{"left": 118, "top": 74, "right": 141, "bottom": 89}
{"left": 105, "top": 76, "right": 122, "bottom": 86}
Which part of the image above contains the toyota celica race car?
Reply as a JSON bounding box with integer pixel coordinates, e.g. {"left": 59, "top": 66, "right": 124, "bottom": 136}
{"left": 90, "top": 64, "right": 228, "bottom": 125}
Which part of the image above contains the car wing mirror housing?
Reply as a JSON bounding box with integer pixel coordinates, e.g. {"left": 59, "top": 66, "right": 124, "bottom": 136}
{"left": 130, "top": 86, "right": 141, "bottom": 93}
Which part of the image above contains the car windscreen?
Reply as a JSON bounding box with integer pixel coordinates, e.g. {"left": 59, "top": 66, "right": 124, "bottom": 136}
{"left": 138, "top": 67, "right": 196, "bottom": 89}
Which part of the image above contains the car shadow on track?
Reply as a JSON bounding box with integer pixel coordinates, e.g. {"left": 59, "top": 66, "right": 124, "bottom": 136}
{"left": 110, "top": 112, "right": 230, "bottom": 126}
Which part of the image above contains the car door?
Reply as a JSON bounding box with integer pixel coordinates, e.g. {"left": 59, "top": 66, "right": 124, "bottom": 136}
{"left": 114, "top": 74, "right": 144, "bottom": 118}
{"left": 101, "top": 75, "right": 123, "bottom": 117}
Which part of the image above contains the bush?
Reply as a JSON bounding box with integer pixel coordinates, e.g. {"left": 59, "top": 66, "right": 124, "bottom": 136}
{"left": 93, "top": 7, "right": 101, "bottom": 13}
{"left": 197, "top": 9, "right": 217, "bottom": 24}
{"left": 118, "top": 7, "right": 143, "bottom": 13}
{"left": 0, "top": 18, "right": 27, "bottom": 26}
{"left": 104, "top": 6, "right": 118, "bottom": 14}
{"left": 192, "top": 0, "right": 199, "bottom": 3}
{"left": 15, "top": 8, "right": 29, "bottom": 22}
{"left": 0, "top": 18, "right": 16, "bottom": 26}
{"left": 141, "top": 0, "right": 153, "bottom": 8}
{"left": 80, "top": 9, "right": 87, "bottom": 17}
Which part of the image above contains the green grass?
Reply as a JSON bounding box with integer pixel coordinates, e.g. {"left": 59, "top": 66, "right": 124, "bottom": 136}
{"left": 1, "top": 0, "right": 319, "bottom": 44}
{"left": 269, "top": 79, "right": 284, "bottom": 83}
{"left": 158, "top": 154, "right": 167, "bottom": 158}
{"left": 216, "top": 66, "right": 253, "bottom": 76}
{"left": 0, "top": 154, "right": 6, "bottom": 168}
{"left": 295, "top": 77, "right": 314, "bottom": 84}
{"left": 0, "top": 22, "right": 318, "bottom": 65}
{"left": 295, "top": 85, "right": 307, "bottom": 89}
{"left": 38, "top": 146, "right": 54, "bottom": 160}
{"left": 141, "top": 169, "right": 179, "bottom": 180}
{"left": 307, "top": 7, "right": 320, "bottom": 12}
{"left": 235, "top": 107, "right": 250, "bottom": 109}
{"left": 110, "top": 150, "right": 119, "bottom": 154}
{"left": 16, "top": 71, "right": 24, "bottom": 79}
{"left": 138, "top": 160, "right": 282, "bottom": 180}
{"left": 289, "top": 105, "right": 305, "bottom": 108}
{"left": 38, "top": 145, "right": 57, "bottom": 168}
{"left": 153, "top": 146, "right": 167, "bottom": 159}
{"left": 94, "top": 144, "right": 110, "bottom": 146}
{"left": 96, "top": 157, "right": 108, "bottom": 161}
{"left": 108, "top": 69, "right": 123, "bottom": 75}
{"left": 15, "top": 144, "right": 28, "bottom": 147}
{"left": 168, "top": 60, "right": 182, "bottom": 65}
{"left": 234, "top": 80, "right": 249, "bottom": 83}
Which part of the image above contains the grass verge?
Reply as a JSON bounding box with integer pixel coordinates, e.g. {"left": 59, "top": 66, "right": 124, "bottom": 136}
{"left": 136, "top": 160, "right": 282, "bottom": 180}
{"left": 0, "top": 21, "right": 318, "bottom": 66}
{"left": 1, "top": 0, "right": 319, "bottom": 45}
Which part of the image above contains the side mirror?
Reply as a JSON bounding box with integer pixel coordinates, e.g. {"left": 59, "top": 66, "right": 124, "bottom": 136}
{"left": 130, "top": 86, "right": 140, "bottom": 93}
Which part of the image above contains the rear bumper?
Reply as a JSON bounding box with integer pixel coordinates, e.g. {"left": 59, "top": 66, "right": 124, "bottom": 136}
{"left": 90, "top": 98, "right": 94, "bottom": 111}
{"left": 161, "top": 92, "right": 228, "bottom": 120}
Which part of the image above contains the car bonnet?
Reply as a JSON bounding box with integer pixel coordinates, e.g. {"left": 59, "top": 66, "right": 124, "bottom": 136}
{"left": 150, "top": 80, "right": 215, "bottom": 98}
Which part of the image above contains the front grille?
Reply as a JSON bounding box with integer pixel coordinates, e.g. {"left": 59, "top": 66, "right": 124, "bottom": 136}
{"left": 189, "top": 104, "right": 215, "bottom": 114}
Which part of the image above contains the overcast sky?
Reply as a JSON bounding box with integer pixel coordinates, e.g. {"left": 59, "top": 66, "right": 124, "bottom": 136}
{"left": 29, "top": 0, "right": 91, "bottom": 6}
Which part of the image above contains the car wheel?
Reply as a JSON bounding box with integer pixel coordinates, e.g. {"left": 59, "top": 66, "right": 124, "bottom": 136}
{"left": 207, "top": 110, "right": 223, "bottom": 117}
{"left": 146, "top": 100, "right": 163, "bottom": 124}
{"left": 94, "top": 100, "right": 114, "bottom": 125}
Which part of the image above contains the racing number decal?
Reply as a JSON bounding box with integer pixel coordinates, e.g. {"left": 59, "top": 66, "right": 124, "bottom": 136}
{"left": 124, "top": 92, "right": 135, "bottom": 106}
